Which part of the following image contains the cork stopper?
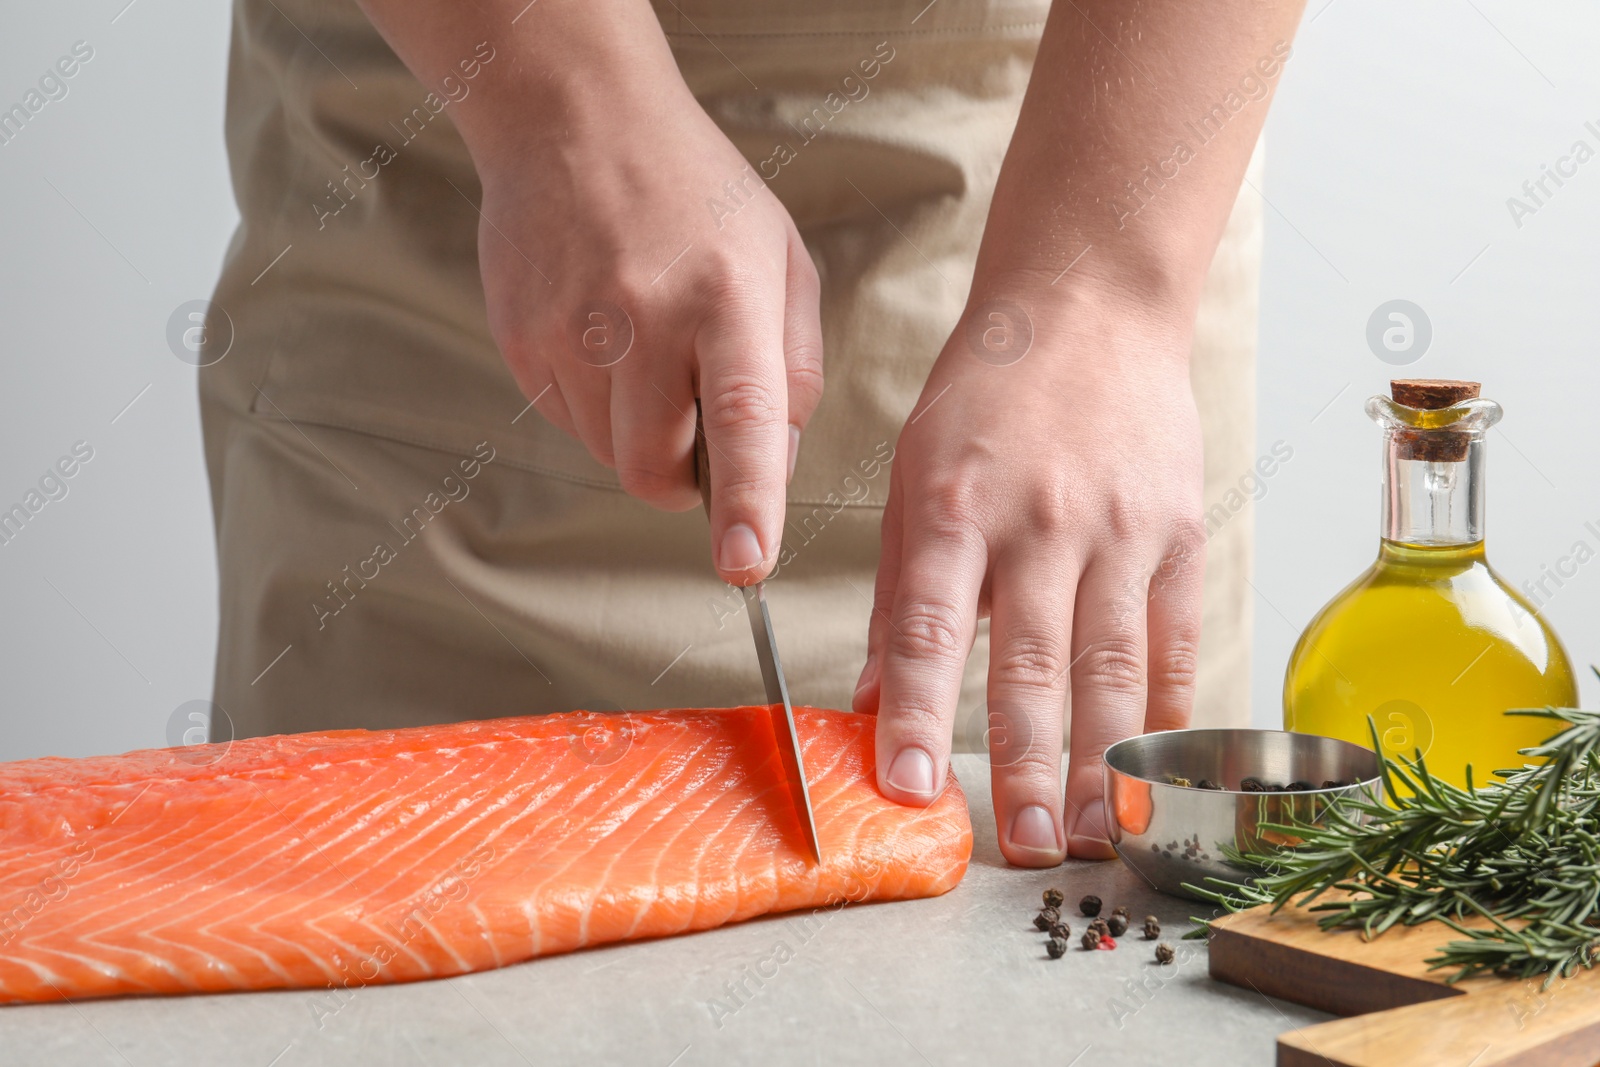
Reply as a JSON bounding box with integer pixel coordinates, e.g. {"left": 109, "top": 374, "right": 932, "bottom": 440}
{"left": 1390, "top": 379, "right": 1481, "bottom": 461}
{"left": 1391, "top": 380, "right": 1481, "bottom": 409}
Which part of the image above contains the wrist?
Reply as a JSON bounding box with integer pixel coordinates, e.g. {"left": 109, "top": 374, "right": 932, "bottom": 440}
{"left": 451, "top": 14, "right": 688, "bottom": 175}
{"left": 957, "top": 268, "right": 1197, "bottom": 374}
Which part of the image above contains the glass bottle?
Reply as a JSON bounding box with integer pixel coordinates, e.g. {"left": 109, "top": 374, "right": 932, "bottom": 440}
{"left": 1283, "top": 379, "right": 1577, "bottom": 788}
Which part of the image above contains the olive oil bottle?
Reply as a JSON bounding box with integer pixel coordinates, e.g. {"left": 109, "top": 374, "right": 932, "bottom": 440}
{"left": 1283, "top": 380, "right": 1577, "bottom": 787}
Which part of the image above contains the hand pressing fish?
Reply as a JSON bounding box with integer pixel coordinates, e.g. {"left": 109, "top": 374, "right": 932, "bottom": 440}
{"left": 0, "top": 706, "right": 971, "bottom": 1003}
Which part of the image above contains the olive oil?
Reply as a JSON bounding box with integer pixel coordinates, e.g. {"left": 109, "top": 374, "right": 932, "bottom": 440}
{"left": 1283, "top": 381, "right": 1577, "bottom": 788}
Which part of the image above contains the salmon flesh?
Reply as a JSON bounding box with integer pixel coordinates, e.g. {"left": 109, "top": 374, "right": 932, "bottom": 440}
{"left": 0, "top": 706, "right": 970, "bottom": 1002}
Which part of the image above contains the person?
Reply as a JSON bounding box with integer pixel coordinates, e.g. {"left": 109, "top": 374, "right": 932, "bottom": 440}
{"left": 200, "top": 0, "right": 1304, "bottom": 867}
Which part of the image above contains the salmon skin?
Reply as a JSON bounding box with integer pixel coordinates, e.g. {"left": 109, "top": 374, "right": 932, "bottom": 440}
{"left": 0, "top": 705, "right": 969, "bottom": 1003}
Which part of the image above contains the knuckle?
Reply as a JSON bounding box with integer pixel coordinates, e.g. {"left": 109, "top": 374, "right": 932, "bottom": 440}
{"left": 991, "top": 631, "right": 1069, "bottom": 690}
{"left": 1105, "top": 497, "right": 1150, "bottom": 540}
{"left": 699, "top": 268, "right": 764, "bottom": 317}
{"left": 881, "top": 698, "right": 948, "bottom": 735}
{"left": 1152, "top": 520, "right": 1207, "bottom": 590}
{"left": 786, "top": 352, "right": 825, "bottom": 411}
{"left": 706, "top": 376, "right": 783, "bottom": 437}
{"left": 1150, "top": 633, "right": 1201, "bottom": 692}
{"left": 892, "top": 600, "right": 968, "bottom": 661}
{"left": 916, "top": 476, "right": 982, "bottom": 533}
{"left": 1074, "top": 632, "right": 1146, "bottom": 691}
{"left": 1019, "top": 475, "right": 1077, "bottom": 540}
{"left": 1001, "top": 746, "right": 1063, "bottom": 784}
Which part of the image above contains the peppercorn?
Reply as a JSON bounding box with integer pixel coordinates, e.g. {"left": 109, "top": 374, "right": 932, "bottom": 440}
{"left": 1170, "top": 775, "right": 1192, "bottom": 788}
{"left": 1048, "top": 921, "right": 1071, "bottom": 940}
{"left": 1080, "top": 928, "right": 1101, "bottom": 951}
{"left": 1105, "top": 913, "right": 1128, "bottom": 938}
{"left": 1097, "top": 936, "right": 1117, "bottom": 951}
{"left": 1088, "top": 917, "right": 1110, "bottom": 938}
{"left": 1239, "top": 776, "right": 1266, "bottom": 792}
{"left": 1079, "top": 894, "right": 1102, "bottom": 917}
{"left": 1286, "top": 780, "right": 1314, "bottom": 792}
{"left": 1155, "top": 942, "right": 1175, "bottom": 965}
{"left": 1043, "top": 887, "right": 1065, "bottom": 909}
{"left": 1142, "top": 916, "right": 1160, "bottom": 940}
{"left": 1197, "top": 779, "right": 1223, "bottom": 790}
{"left": 1111, "top": 904, "right": 1129, "bottom": 917}
{"left": 1046, "top": 936, "right": 1068, "bottom": 959}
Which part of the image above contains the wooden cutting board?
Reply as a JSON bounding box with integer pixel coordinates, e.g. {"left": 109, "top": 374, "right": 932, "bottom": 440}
{"left": 1208, "top": 900, "right": 1600, "bottom": 1066}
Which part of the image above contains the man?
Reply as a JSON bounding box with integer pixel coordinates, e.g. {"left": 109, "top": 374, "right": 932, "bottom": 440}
{"left": 201, "top": 0, "right": 1303, "bottom": 867}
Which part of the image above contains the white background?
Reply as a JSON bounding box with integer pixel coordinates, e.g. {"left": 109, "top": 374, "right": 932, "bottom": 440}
{"left": 0, "top": 0, "right": 1595, "bottom": 761}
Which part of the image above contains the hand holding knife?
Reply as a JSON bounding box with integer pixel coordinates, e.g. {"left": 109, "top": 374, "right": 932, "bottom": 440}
{"left": 694, "top": 402, "right": 823, "bottom": 865}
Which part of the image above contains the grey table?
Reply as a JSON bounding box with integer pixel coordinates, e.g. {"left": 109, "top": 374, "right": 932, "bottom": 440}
{"left": 0, "top": 756, "right": 1327, "bottom": 1066}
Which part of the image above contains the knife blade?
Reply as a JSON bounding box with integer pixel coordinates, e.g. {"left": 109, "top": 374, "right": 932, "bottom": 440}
{"left": 693, "top": 403, "right": 823, "bottom": 865}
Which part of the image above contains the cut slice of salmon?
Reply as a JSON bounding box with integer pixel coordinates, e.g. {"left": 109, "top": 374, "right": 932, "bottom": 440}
{"left": 0, "top": 705, "right": 969, "bottom": 1003}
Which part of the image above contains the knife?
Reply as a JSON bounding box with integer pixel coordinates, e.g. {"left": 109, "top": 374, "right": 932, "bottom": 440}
{"left": 693, "top": 403, "right": 823, "bottom": 865}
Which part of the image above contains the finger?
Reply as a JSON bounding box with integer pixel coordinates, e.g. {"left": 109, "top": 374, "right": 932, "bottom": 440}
{"left": 853, "top": 470, "right": 904, "bottom": 714}
{"left": 553, "top": 358, "right": 616, "bottom": 469}
{"left": 697, "top": 285, "right": 788, "bottom": 586}
{"left": 873, "top": 500, "right": 985, "bottom": 806}
{"left": 520, "top": 374, "right": 577, "bottom": 438}
{"left": 782, "top": 229, "right": 824, "bottom": 482}
{"left": 610, "top": 363, "right": 701, "bottom": 511}
{"left": 1063, "top": 558, "right": 1149, "bottom": 859}
{"left": 986, "top": 547, "right": 1075, "bottom": 867}
{"left": 1145, "top": 527, "right": 1206, "bottom": 733}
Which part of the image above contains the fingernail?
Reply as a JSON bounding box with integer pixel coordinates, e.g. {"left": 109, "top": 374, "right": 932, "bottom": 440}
{"left": 1066, "top": 798, "right": 1115, "bottom": 859}
{"left": 786, "top": 426, "right": 800, "bottom": 484}
{"left": 1008, "top": 804, "right": 1060, "bottom": 852}
{"left": 718, "top": 524, "right": 764, "bottom": 572}
{"left": 852, "top": 654, "right": 877, "bottom": 698}
{"left": 851, "top": 655, "right": 878, "bottom": 713}
{"left": 884, "top": 747, "right": 936, "bottom": 798}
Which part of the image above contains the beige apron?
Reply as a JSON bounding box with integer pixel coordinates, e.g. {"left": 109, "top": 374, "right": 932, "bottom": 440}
{"left": 202, "top": 0, "right": 1260, "bottom": 745}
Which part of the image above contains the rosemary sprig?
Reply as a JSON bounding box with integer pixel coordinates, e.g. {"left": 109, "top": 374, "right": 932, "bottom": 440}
{"left": 1185, "top": 676, "right": 1600, "bottom": 987}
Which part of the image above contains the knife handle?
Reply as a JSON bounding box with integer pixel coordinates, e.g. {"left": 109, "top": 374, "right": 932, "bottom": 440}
{"left": 692, "top": 400, "right": 713, "bottom": 518}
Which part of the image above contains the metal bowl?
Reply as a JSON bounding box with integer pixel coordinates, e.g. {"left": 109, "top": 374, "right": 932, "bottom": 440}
{"left": 1102, "top": 729, "right": 1381, "bottom": 901}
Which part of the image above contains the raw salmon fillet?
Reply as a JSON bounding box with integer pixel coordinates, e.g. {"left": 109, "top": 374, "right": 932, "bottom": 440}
{"left": 0, "top": 705, "right": 969, "bottom": 1003}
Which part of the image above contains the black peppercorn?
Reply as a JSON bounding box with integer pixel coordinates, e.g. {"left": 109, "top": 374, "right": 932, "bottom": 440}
{"left": 1047, "top": 936, "right": 1068, "bottom": 959}
{"left": 1105, "top": 913, "right": 1128, "bottom": 938}
{"left": 1048, "top": 921, "right": 1071, "bottom": 940}
{"left": 1196, "top": 778, "right": 1223, "bottom": 790}
{"left": 1155, "top": 942, "right": 1175, "bottom": 965}
{"left": 1043, "top": 888, "right": 1065, "bottom": 909}
{"left": 1239, "top": 776, "right": 1266, "bottom": 792}
{"left": 1080, "top": 928, "right": 1101, "bottom": 951}
{"left": 1033, "top": 912, "right": 1053, "bottom": 932}
{"left": 1111, "top": 904, "right": 1130, "bottom": 918}
{"left": 1079, "top": 894, "right": 1102, "bottom": 917}
{"left": 1286, "top": 780, "right": 1314, "bottom": 792}
{"left": 1142, "top": 916, "right": 1160, "bottom": 940}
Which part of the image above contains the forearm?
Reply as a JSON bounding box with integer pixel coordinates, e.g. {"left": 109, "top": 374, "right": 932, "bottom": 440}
{"left": 975, "top": 0, "right": 1306, "bottom": 331}
{"left": 351, "top": 0, "right": 687, "bottom": 170}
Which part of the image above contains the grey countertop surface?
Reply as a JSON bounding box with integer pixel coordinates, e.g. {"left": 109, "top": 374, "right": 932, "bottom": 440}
{"left": 0, "top": 755, "right": 1328, "bottom": 1066}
